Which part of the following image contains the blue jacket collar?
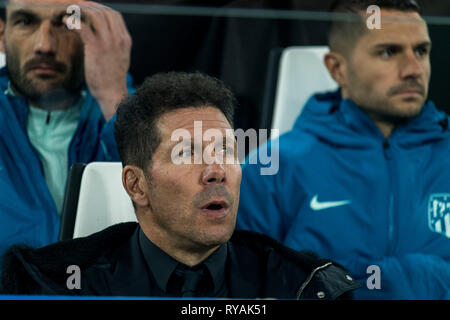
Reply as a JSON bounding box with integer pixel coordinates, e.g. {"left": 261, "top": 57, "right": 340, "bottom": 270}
{"left": 298, "top": 89, "right": 448, "bottom": 145}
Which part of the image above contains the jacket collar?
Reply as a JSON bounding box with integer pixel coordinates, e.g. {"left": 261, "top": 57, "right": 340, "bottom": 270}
{"left": 0, "top": 66, "right": 94, "bottom": 130}
{"left": 339, "top": 98, "right": 386, "bottom": 139}
{"left": 339, "top": 97, "right": 447, "bottom": 138}
{"left": 227, "top": 230, "right": 360, "bottom": 299}
{"left": 2, "top": 223, "right": 360, "bottom": 299}
{"left": 299, "top": 89, "right": 449, "bottom": 148}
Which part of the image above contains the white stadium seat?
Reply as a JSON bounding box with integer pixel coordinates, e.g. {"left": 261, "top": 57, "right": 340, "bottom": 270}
{"left": 270, "top": 46, "right": 338, "bottom": 139}
{"left": 72, "top": 162, "right": 137, "bottom": 239}
{"left": 0, "top": 52, "right": 5, "bottom": 68}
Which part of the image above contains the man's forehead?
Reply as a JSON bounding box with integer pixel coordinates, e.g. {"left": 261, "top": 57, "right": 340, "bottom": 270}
{"left": 160, "top": 107, "right": 231, "bottom": 129}
{"left": 378, "top": 9, "right": 423, "bottom": 22}
{"left": 361, "top": 10, "right": 429, "bottom": 45}
{"left": 7, "top": 0, "right": 84, "bottom": 12}
{"left": 9, "top": 0, "right": 83, "bottom": 5}
{"left": 157, "top": 107, "right": 233, "bottom": 142}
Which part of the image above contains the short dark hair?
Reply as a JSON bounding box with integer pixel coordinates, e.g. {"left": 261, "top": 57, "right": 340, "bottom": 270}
{"left": 328, "top": 0, "right": 422, "bottom": 57}
{"left": 114, "top": 71, "right": 236, "bottom": 170}
{"left": 0, "top": 0, "right": 6, "bottom": 20}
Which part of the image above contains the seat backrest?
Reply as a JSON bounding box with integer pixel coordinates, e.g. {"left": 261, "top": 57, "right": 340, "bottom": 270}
{"left": 0, "top": 53, "right": 5, "bottom": 68}
{"left": 270, "top": 46, "right": 338, "bottom": 139}
{"left": 72, "top": 162, "right": 137, "bottom": 238}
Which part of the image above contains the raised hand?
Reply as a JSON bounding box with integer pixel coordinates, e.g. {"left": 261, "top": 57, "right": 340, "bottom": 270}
{"left": 65, "top": 1, "right": 132, "bottom": 121}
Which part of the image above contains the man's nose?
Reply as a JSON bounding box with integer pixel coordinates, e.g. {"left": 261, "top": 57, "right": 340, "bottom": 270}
{"left": 33, "top": 21, "right": 56, "bottom": 55}
{"left": 201, "top": 162, "right": 226, "bottom": 185}
{"left": 400, "top": 50, "right": 423, "bottom": 79}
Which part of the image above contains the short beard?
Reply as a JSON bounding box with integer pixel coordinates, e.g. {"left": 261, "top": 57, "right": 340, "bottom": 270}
{"left": 6, "top": 49, "right": 85, "bottom": 110}
{"left": 346, "top": 66, "right": 426, "bottom": 124}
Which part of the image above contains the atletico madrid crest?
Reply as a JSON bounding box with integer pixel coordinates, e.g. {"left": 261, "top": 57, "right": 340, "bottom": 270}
{"left": 428, "top": 194, "right": 450, "bottom": 238}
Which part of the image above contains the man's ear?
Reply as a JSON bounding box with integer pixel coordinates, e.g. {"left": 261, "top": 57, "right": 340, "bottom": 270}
{"left": 122, "top": 165, "right": 150, "bottom": 208}
{"left": 0, "top": 19, "right": 5, "bottom": 53}
{"left": 324, "top": 51, "right": 348, "bottom": 88}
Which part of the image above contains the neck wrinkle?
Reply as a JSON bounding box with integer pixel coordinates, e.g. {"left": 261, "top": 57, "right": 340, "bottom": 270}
{"left": 138, "top": 219, "right": 219, "bottom": 267}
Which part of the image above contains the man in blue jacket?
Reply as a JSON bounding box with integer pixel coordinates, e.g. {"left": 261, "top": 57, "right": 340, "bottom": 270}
{"left": 237, "top": 0, "right": 450, "bottom": 299}
{"left": 0, "top": 0, "right": 132, "bottom": 257}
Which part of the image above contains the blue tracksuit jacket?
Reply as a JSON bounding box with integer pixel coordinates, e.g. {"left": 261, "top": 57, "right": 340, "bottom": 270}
{"left": 237, "top": 90, "right": 450, "bottom": 299}
{"left": 0, "top": 67, "right": 130, "bottom": 258}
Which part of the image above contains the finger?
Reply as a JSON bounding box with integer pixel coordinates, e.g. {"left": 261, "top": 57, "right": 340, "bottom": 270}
{"left": 81, "top": 1, "right": 119, "bottom": 30}
{"left": 77, "top": 2, "right": 111, "bottom": 41}
{"left": 106, "top": 10, "right": 132, "bottom": 47}
{"left": 84, "top": 4, "right": 131, "bottom": 49}
{"left": 91, "top": 4, "right": 128, "bottom": 44}
{"left": 82, "top": 1, "right": 127, "bottom": 32}
{"left": 63, "top": 16, "right": 95, "bottom": 46}
{"left": 64, "top": 2, "right": 131, "bottom": 49}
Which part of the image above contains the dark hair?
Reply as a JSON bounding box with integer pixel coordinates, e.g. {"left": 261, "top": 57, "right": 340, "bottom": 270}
{"left": 114, "top": 71, "right": 236, "bottom": 170}
{"left": 328, "top": 0, "right": 422, "bottom": 56}
{"left": 0, "top": 0, "right": 6, "bottom": 20}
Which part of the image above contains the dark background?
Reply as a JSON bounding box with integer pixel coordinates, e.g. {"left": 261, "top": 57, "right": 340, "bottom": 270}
{"left": 106, "top": 0, "right": 450, "bottom": 132}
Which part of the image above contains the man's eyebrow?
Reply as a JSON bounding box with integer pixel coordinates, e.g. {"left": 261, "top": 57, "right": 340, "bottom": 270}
{"left": 415, "top": 41, "right": 432, "bottom": 49}
{"left": 373, "top": 43, "right": 400, "bottom": 48}
{"left": 8, "top": 8, "right": 86, "bottom": 24}
{"left": 373, "top": 41, "right": 432, "bottom": 49}
{"left": 8, "top": 9, "right": 39, "bottom": 21}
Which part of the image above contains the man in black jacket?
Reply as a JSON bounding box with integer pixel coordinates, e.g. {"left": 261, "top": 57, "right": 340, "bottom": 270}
{"left": 0, "top": 72, "right": 360, "bottom": 299}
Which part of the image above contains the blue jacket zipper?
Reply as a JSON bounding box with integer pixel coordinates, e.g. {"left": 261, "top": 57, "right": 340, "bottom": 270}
{"left": 383, "top": 140, "right": 397, "bottom": 255}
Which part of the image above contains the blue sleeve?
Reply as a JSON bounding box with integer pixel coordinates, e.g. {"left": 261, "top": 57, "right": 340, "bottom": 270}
{"left": 345, "top": 254, "right": 450, "bottom": 299}
{"left": 236, "top": 139, "right": 306, "bottom": 242}
{"left": 384, "top": 254, "right": 450, "bottom": 299}
{"left": 99, "top": 114, "right": 120, "bottom": 161}
{"left": 126, "top": 73, "right": 136, "bottom": 94}
{"left": 97, "top": 73, "right": 135, "bottom": 162}
{"left": 236, "top": 156, "right": 283, "bottom": 240}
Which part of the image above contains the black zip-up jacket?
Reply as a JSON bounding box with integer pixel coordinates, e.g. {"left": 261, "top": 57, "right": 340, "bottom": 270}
{"left": 0, "top": 222, "right": 360, "bottom": 299}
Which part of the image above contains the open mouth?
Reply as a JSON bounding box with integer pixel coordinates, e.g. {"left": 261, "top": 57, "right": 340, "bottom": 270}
{"left": 200, "top": 200, "right": 230, "bottom": 217}
{"left": 202, "top": 201, "right": 228, "bottom": 210}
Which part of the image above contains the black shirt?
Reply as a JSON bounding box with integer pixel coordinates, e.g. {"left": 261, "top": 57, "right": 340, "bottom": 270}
{"left": 138, "top": 228, "right": 228, "bottom": 297}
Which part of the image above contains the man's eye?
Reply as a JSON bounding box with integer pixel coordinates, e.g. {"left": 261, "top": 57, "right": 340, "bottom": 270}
{"left": 54, "top": 20, "right": 65, "bottom": 28}
{"left": 218, "top": 145, "right": 235, "bottom": 156}
{"left": 179, "top": 148, "right": 193, "bottom": 158}
{"left": 15, "top": 18, "right": 32, "bottom": 26}
{"left": 54, "top": 16, "right": 69, "bottom": 29}
{"left": 415, "top": 47, "right": 429, "bottom": 57}
{"left": 380, "top": 48, "right": 396, "bottom": 58}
